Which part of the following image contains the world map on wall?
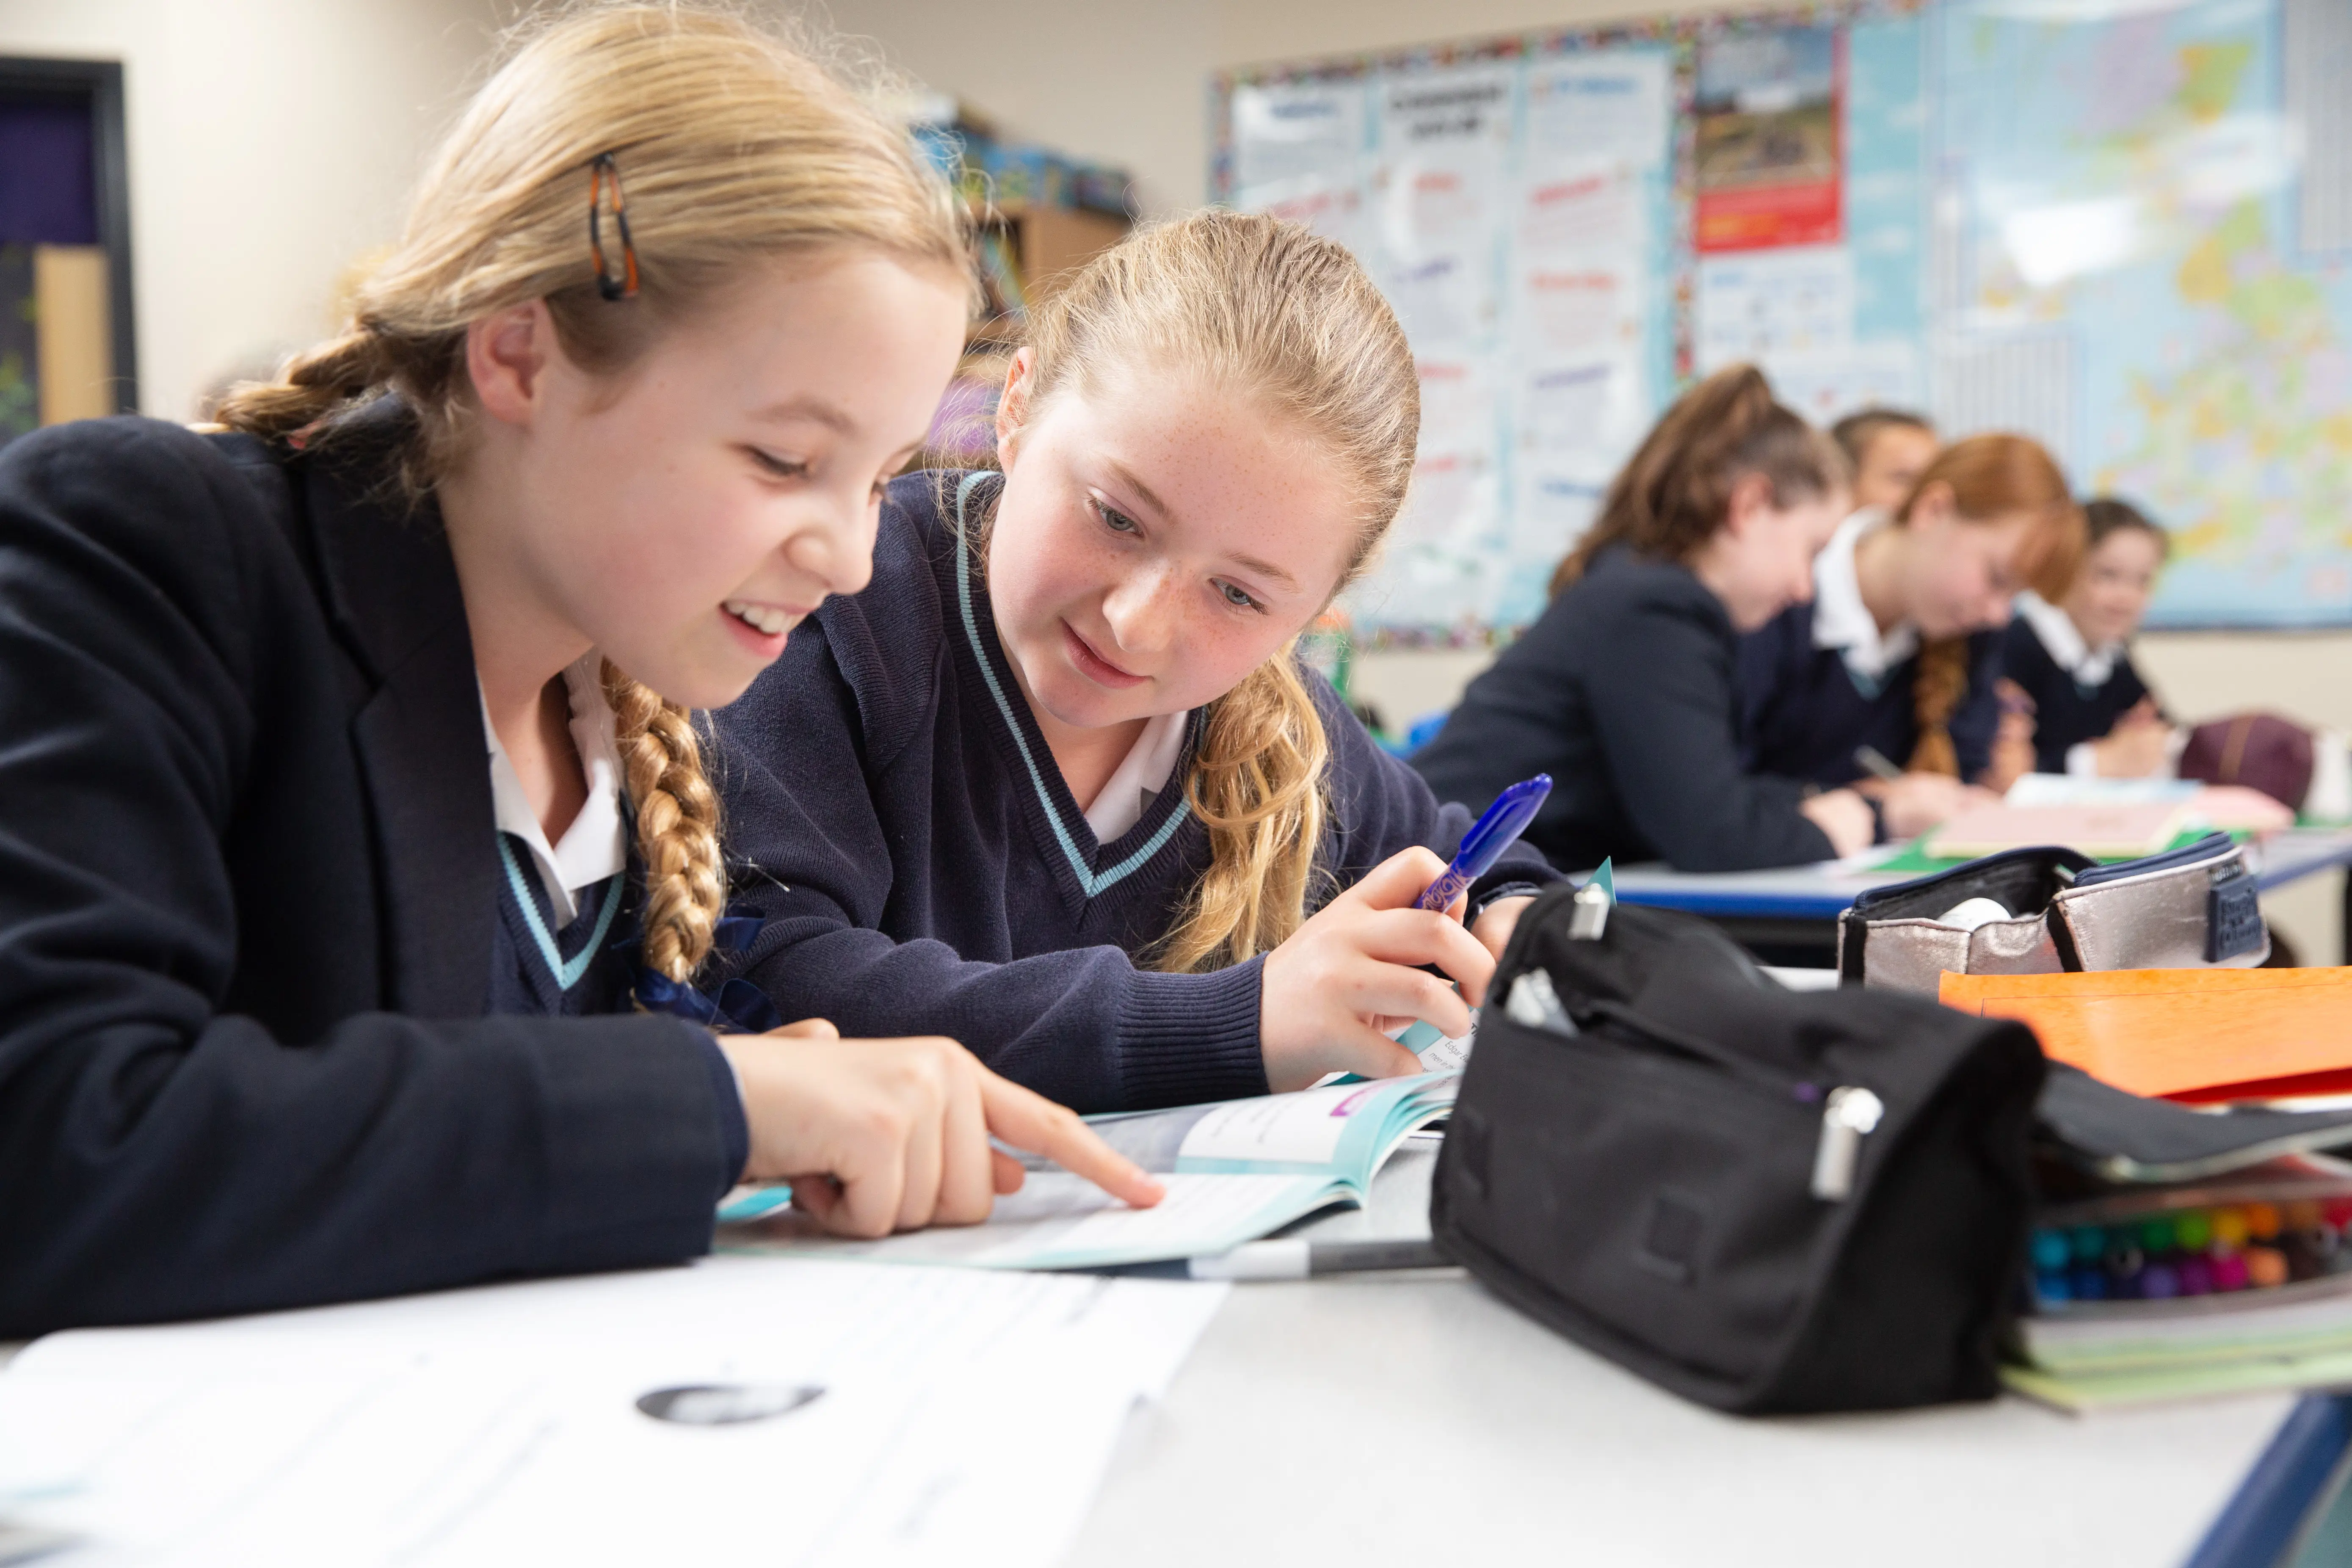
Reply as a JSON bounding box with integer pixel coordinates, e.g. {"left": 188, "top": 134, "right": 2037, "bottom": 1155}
{"left": 1217, "top": 0, "right": 2352, "bottom": 639}
{"left": 1940, "top": 0, "right": 2352, "bottom": 627}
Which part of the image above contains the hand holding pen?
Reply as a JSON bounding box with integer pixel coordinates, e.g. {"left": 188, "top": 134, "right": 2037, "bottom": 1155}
{"left": 1254, "top": 776, "right": 1551, "bottom": 1092}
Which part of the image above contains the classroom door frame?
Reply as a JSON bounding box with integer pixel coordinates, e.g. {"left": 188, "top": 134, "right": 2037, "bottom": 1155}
{"left": 0, "top": 56, "right": 138, "bottom": 414}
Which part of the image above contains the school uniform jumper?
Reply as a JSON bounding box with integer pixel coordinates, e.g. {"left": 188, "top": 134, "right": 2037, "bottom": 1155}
{"left": 1736, "top": 511, "right": 2002, "bottom": 789}
{"left": 2001, "top": 592, "right": 2157, "bottom": 774}
{"left": 707, "top": 471, "right": 1560, "bottom": 1115}
{"left": 1409, "top": 545, "right": 1833, "bottom": 872}
{"left": 0, "top": 411, "right": 746, "bottom": 1339}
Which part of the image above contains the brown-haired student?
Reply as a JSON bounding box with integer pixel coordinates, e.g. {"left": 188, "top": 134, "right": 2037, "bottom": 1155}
{"left": 1413, "top": 365, "right": 1877, "bottom": 872}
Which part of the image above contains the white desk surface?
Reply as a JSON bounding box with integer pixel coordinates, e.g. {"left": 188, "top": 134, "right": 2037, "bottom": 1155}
{"left": 0, "top": 1151, "right": 2304, "bottom": 1568}
{"left": 1071, "top": 1147, "right": 2297, "bottom": 1568}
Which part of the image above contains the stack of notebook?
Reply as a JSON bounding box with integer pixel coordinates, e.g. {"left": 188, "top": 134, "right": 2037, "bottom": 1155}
{"left": 2005, "top": 1156, "right": 2352, "bottom": 1411}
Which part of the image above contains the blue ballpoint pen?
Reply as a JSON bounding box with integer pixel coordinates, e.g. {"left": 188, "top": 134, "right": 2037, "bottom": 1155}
{"left": 1416, "top": 773, "right": 1553, "bottom": 913}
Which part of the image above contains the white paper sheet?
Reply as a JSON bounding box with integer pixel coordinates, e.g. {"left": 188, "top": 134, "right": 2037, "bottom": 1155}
{"left": 1696, "top": 244, "right": 1857, "bottom": 371}
{"left": 0, "top": 1259, "right": 1226, "bottom": 1568}
{"left": 1525, "top": 54, "right": 1671, "bottom": 169}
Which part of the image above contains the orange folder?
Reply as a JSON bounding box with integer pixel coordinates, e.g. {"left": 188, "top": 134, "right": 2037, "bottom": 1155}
{"left": 1938, "top": 968, "right": 2352, "bottom": 1103}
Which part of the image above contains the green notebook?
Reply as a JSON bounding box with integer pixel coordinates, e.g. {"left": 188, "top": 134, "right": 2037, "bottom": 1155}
{"left": 718, "top": 1073, "right": 1458, "bottom": 1270}
{"left": 1870, "top": 827, "right": 2228, "bottom": 877}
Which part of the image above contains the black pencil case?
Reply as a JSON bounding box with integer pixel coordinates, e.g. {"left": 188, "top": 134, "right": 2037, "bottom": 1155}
{"left": 1430, "top": 889, "right": 2046, "bottom": 1414}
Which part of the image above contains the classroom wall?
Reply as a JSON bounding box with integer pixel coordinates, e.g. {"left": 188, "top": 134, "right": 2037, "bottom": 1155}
{"left": 0, "top": 0, "right": 504, "bottom": 423}
{"left": 820, "top": 0, "right": 1782, "bottom": 219}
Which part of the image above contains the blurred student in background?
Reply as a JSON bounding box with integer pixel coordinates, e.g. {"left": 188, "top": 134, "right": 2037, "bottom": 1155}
{"left": 1411, "top": 366, "right": 1881, "bottom": 871}
{"left": 2001, "top": 497, "right": 2173, "bottom": 777}
{"left": 1831, "top": 408, "right": 1938, "bottom": 513}
{"left": 1738, "top": 433, "right": 2086, "bottom": 816}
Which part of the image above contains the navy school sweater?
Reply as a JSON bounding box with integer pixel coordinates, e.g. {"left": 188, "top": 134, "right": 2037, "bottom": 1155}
{"left": 1999, "top": 618, "right": 2156, "bottom": 774}
{"left": 708, "top": 471, "right": 1560, "bottom": 1114}
{"left": 1411, "top": 546, "right": 1832, "bottom": 872}
{"left": 1736, "top": 607, "right": 2004, "bottom": 788}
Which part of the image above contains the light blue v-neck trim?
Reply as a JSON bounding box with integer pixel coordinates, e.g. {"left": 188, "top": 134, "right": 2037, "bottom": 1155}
{"left": 952, "top": 470, "right": 1191, "bottom": 900}
{"left": 498, "top": 834, "right": 625, "bottom": 991}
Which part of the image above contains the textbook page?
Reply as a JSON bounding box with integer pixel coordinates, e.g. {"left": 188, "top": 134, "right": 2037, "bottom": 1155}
{"left": 725, "top": 1171, "right": 1346, "bottom": 1272}
{"left": 0, "top": 1257, "right": 1225, "bottom": 1568}
{"left": 725, "top": 1077, "right": 1460, "bottom": 1270}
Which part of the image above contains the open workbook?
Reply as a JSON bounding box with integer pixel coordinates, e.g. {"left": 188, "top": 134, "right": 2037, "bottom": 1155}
{"left": 717, "top": 1072, "right": 1458, "bottom": 1270}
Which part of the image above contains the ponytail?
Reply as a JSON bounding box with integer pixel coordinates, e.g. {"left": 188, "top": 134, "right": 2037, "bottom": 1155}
{"left": 1154, "top": 652, "right": 1331, "bottom": 973}
{"left": 1551, "top": 363, "right": 1846, "bottom": 596}
{"left": 1908, "top": 640, "right": 1971, "bottom": 776}
{"left": 602, "top": 661, "right": 726, "bottom": 984}
{"left": 213, "top": 326, "right": 408, "bottom": 446}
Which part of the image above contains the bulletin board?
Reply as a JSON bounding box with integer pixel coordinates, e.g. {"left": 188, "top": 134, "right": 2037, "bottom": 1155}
{"left": 1214, "top": 0, "right": 2352, "bottom": 641}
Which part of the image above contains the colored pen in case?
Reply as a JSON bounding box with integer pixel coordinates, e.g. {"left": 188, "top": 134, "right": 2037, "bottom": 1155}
{"left": 1416, "top": 773, "right": 1552, "bottom": 913}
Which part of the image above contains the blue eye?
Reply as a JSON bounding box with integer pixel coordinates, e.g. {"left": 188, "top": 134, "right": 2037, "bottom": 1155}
{"left": 1092, "top": 498, "right": 1140, "bottom": 535}
{"left": 1218, "top": 581, "right": 1261, "bottom": 611}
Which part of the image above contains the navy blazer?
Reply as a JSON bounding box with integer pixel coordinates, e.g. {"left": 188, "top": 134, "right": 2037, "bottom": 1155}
{"left": 1411, "top": 547, "right": 1833, "bottom": 872}
{"left": 1736, "top": 606, "right": 2003, "bottom": 789}
{"left": 2000, "top": 618, "right": 2157, "bottom": 773}
{"left": 0, "top": 413, "right": 740, "bottom": 1337}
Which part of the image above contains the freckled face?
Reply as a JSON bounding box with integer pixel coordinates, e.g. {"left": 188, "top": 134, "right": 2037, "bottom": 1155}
{"left": 986, "top": 360, "right": 1360, "bottom": 731}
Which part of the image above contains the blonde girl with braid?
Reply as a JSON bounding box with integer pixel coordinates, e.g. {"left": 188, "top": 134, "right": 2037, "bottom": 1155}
{"left": 711, "top": 210, "right": 1561, "bottom": 1111}
{"left": 1737, "top": 432, "right": 2085, "bottom": 828}
{"left": 0, "top": 3, "right": 1158, "bottom": 1338}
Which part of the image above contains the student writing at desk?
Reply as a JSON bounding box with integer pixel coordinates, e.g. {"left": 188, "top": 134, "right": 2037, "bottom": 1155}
{"left": 0, "top": 6, "right": 1156, "bottom": 1341}
{"left": 1410, "top": 367, "right": 1881, "bottom": 871}
{"left": 709, "top": 214, "right": 1559, "bottom": 1107}
{"left": 2001, "top": 497, "right": 2173, "bottom": 777}
{"left": 1737, "top": 433, "right": 2086, "bottom": 820}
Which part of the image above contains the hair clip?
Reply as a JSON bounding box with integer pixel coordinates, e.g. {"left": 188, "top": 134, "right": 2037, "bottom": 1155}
{"left": 588, "top": 151, "right": 639, "bottom": 301}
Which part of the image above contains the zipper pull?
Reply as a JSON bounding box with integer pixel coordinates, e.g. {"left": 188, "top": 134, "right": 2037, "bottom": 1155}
{"left": 1810, "top": 1085, "right": 1884, "bottom": 1201}
{"left": 1503, "top": 969, "right": 1576, "bottom": 1034}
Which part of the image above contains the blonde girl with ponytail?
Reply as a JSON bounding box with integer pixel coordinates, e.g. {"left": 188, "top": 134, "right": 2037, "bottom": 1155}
{"left": 0, "top": 3, "right": 1157, "bottom": 1338}
{"left": 1739, "top": 431, "right": 2085, "bottom": 831}
{"left": 712, "top": 210, "right": 1561, "bottom": 1109}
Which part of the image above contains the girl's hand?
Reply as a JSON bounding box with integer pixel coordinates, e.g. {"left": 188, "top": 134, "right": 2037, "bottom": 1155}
{"left": 2093, "top": 701, "right": 2172, "bottom": 778}
{"left": 1257, "top": 847, "right": 1497, "bottom": 1093}
{"left": 1863, "top": 772, "right": 1994, "bottom": 839}
{"left": 717, "top": 1030, "right": 1163, "bottom": 1237}
{"left": 1798, "top": 787, "right": 1877, "bottom": 858}
{"left": 1470, "top": 895, "right": 1535, "bottom": 964}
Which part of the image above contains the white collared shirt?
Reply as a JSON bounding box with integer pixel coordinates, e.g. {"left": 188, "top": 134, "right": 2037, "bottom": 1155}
{"left": 1812, "top": 507, "right": 1919, "bottom": 691}
{"left": 483, "top": 654, "right": 630, "bottom": 924}
{"left": 2015, "top": 589, "right": 2122, "bottom": 688}
{"left": 1082, "top": 709, "right": 1190, "bottom": 843}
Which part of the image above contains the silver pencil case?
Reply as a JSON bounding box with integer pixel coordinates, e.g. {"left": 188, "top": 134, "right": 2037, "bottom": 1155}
{"left": 1837, "top": 833, "right": 2268, "bottom": 994}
